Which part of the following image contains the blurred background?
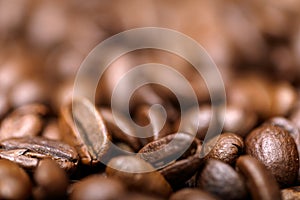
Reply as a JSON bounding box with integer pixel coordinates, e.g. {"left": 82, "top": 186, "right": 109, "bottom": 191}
{"left": 1, "top": 0, "right": 300, "bottom": 123}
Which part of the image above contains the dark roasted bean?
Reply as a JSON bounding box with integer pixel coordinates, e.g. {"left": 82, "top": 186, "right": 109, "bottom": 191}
{"left": 0, "top": 136, "right": 78, "bottom": 172}
{"left": 236, "top": 155, "right": 281, "bottom": 200}
{"left": 245, "top": 125, "right": 299, "bottom": 187}
{"left": 197, "top": 159, "right": 248, "bottom": 200}
{"left": 203, "top": 132, "right": 244, "bottom": 165}
{"left": 281, "top": 186, "right": 300, "bottom": 200}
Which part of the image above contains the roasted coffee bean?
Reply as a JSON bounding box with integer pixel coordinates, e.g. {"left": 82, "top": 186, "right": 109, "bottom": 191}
{"left": 281, "top": 186, "right": 300, "bottom": 200}
{"left": 0, "top": 93, "right": 10, "bottom": 119}
{"left": 170, "top": 188, "right": 219, "bottom": 200}
{"left": 60, "top": 98, "right": 111, "bottom": 165}
{"left": 0, "top": 136, "right": 78, "bottom": 172}
{"left": 70, "top": 175, "right": 126, "bottom": 200}
{"left": 203, "top": 133, "right": 244, "bottom": 165}
{"left": 197, "top": 159, "right": 248, "bottom": 200}
{"left": 0, "top": 104, "right": 48, "bottom": 140}
{"left": 33, "top": 159, "right": 68, "bottom": 199}
{"left": 106, "top": 156, "right": 172, "bottom": 198}
{"left": 236, "top": 155, "right": 281, "bottom": 200}
{"left": 99, "top": 107, "right": 141, "bottom": 151}
{"left": 265, "top": 117, "right": 300, "bottom": 183}
{"left": 245, "top": 125, "right": 299, "bottom": 187}
{"left": 138, "top": 133, "right": 197, "bottom": 168}
{"left": 0, "top": 159, "right": 32, "bottom": 199}
{"left": 159, "top": 138, "right": 202, "bottom": 188}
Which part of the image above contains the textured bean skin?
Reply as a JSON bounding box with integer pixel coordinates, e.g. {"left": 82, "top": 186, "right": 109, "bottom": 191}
{"left": 245, "top": 125, "right": 299, "bottom": 187}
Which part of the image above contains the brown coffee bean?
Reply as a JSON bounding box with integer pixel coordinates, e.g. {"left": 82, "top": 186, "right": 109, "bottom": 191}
{"left": 156, "top": 136, "right": 202, "bottom": 188}
{"left": 99, "top": 107, "right": 141, "bottom": 151}
{"left": 265, "top": 117, "right": 300, "bottom": 183}
{"left": 236, "top": 155, "right": 281, "bottom": 200}
{"left": 33, "top": 159, "right": 68, "bottom": 199}
{"left": 281, "top": 186, "right": 300, "bottom": 200}
{"left": 0, "top": 136, "right": 78, "bottom": 172}
{"left": 106, "top": 156, "right": 172, "bottom": 198}
{"left": 0, "top": 104, "right": 48, "bottom": 140}
{"left": 245, "top": 125, "right": 299, "bottom": 187}
{"left": 60, "top": 98, "right": 111, "bottom": 165}
{"left": 197, "top": 159, "right": 248, "bottom": 200}
{"left": 138, "top": 133, "right": 197, "bottom": 168}
{"left": 0, "top": 159, "right": 32, "bottom": 199}
{"left": 70, "top": 175, "right": 126, "bottom": 200}
{"left": 170, "top": 188, "right": 219, "bottom": 200}
{"left": 203, "top": 133, "right": 244, "bottom": 165}
{"left": 0, "top": 93, "right": 10, "bottom": 119}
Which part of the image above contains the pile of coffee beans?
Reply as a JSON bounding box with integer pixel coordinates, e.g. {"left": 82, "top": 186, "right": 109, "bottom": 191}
{"left": 1, "top": 1, "right": 300, "bottom": 199}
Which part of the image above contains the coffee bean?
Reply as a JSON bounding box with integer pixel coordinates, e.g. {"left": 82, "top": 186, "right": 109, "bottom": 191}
{"left": 0, "top": 159, "right": 32, "bottom": 199}
{"left": 156, "top": 136, "right": 202, "bottom": 188}
{"left": 138, "top": 133, "right": 198, "bottom": 169}
{"left": 265, "top": 117, "right": 300, "bottom": 183}
{"left": 0, "top": 136, "right": 78, "bottom": 172}
{"left": 106, "top": 156, "right": 172, "bottom": 198}
{"left": 60, "top": 98, "right": 111, "bottom": 165}
{"left": 42, "top": 119, "right": 62, "bottom": 140}
{"left": 245, "top": 125, "right": 299, "bottom": 187}
{"left": 0, "top": 104, "right": 48, "bottom": 140}
{"left": 118, "top": 192, "right": 165, "bottom": 200}
{"left": 281, "top": 186, "right": 300, "bottom": 200}
{"left": 197, "top": 159, "right": 248, "bottom": 200}
{"left": 99, "top": 107, "right": 141, "bottom": 151}
{"left": 70, "top": 175, "right": 126, "bottom": 200}
{"left": 203, "top": 132, "right": 244, "bottom": 165}
{"left": 170, "top": 188, "right": 219, "bottom": 200}
{"left": 236, "top": 155, "right": 281, "bottom": 200}
{"left": 33, "top": 159, "right": 68, "bottom": 199}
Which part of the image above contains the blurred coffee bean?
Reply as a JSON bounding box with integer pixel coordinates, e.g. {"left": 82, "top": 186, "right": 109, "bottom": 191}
{"left": 0, "top": 93, "right": 10, "bottom": 119}
{"left": 34, "top": 159, "right": 68, "bottom": 199}
{"left": 0, "top": 136, "right": 78, "bottom": 172}
{"left": 118, "top": 192, "right": 165, "bottom": 200}
{"left": 134, "top": 105, "right": 171, "bottom": 143}
{"left": 170, "top": 188, "right": 218, "bottom": 200}
{"left": 245, "top": 125, "right": 299, "bottom": 187}
{"left": 10, "top": 78, "right": 48, "bottom": 107}
{"left": 227, "top": 75, "right": 273, "bottom": 118}
{"left": 176, "top": 105, "right": 257, "bottom": 139}
{"left": 269, "top": 82, "right": 297, "bottom": 117}
{"left": 0, "top": 159, "right": 32, "bottom": 199}
{"left": 70, "top": 175, "right": 126, "bottom": 200}
{"left": 236, "top": 155, "right": 281, "bottom": 200}
{"left": 203, "top": 133, "right": 244, "bottom": 165}
{"left": 281, "top": 186, "right": 300, "bottom": 200}
{"left": 0, "top": 104, "right": 48, "bottom": 140}
{"left": 106, "top": 156, "right": 172, "bottom": 198}
{"left": 99, "top": 107, "right": 141, "bottom": 151}
{"left": 27, "top": 1, "right": 67, "bottom": 48}
{"left": 60, "top": 98, "right": 111, "bottom": 165}
{"left": 42, "top": 119, "right": 62, "bottom": 140}
{"left": 197, "top": 159, "right": 248, "bottom": 200}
